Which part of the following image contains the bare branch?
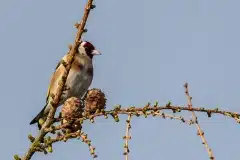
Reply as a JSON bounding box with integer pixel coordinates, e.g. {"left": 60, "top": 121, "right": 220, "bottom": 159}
{"left": 184, "top": 82, "right": 215, "bottom": 160}
{"left": 20, "top": 1, "right": 95, "bottom": 159}
{"left": 123, "top": 114, "right": 132, "bottom": 160}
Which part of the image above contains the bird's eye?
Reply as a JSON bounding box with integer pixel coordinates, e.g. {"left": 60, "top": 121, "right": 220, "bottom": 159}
{"left": 85, "top": 47, "right": 91, "bottom": 54}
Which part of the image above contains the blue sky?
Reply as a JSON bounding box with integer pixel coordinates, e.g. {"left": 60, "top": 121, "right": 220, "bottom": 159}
{"left": 1, "top": 0, "right": 240, "bottom": 159}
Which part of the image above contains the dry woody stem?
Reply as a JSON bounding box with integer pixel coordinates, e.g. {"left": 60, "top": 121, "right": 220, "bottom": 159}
{"left": 184, "top": 82, "right": 215, "bottom": 160}
{"left": 20, "top": 0, "right": 95, "bottom": 160}
{"left": 123, "top": 114, "right": 132, "bottom": 160}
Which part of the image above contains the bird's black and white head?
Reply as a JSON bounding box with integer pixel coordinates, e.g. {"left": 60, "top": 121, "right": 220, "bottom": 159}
{"left": 78, "top": 41, "right": 101, "bottom": 59}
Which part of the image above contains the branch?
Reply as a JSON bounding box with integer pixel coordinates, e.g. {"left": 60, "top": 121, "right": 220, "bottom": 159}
{"left": 123, "top": 114, "right": 132, "bottom": 160}
{"left": 38, "top": 131, "right": 97, "bottom": 158}
{"left": 19, "top": 1, "right": 95, "bottom": 160}
{"left": 45, "top": 102, "right": 239, "bottom": 133}
{"left": 184, "top": 83, "right": 215, "bottom": 160}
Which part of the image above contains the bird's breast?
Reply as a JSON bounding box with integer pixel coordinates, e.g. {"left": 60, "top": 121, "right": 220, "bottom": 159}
{"left": 66, "top": 64, "right": 93, "bottom": 99}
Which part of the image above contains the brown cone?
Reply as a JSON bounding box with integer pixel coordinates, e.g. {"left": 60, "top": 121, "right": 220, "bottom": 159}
{"left": 61, "top": 97, "right": 83, "bottom": 132}
{"left": 84, "top": 88, "right": 106, "bottom": 114}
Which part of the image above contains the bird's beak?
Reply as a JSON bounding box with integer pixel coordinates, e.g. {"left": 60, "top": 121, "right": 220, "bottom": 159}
{"left": 91, "top": 49, "right": 101, "bottom": 55}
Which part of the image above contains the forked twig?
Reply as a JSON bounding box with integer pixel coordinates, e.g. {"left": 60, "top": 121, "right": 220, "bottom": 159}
{"left": 184, "top": 82, "right": 215, "bottom": 160}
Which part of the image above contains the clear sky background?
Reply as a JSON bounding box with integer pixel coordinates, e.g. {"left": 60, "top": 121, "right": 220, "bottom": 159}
{"left": 0, "top": 0, "right": 240, "bottom": 159}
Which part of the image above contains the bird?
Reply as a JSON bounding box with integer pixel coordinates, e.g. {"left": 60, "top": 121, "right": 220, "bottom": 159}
{"left": 30, "top": 41, "right": 101, "bottom": 129}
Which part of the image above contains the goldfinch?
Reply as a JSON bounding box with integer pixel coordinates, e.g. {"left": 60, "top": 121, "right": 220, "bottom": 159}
{"left": 30, "top": 41, "right": 101, "bottom": 128}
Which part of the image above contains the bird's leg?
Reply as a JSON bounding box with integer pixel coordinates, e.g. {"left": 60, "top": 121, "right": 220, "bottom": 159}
{"left": 80, "top": 91, "right": 88, "bottom": 106}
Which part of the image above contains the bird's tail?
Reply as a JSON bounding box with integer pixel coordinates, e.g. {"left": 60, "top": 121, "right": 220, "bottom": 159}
{"left": 30, "top": 105, "right": 47, "bottom": 128}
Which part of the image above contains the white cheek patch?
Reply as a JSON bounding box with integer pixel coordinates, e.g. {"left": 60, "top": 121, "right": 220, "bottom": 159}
{"left": 78, "top": 46, "right": 87, "bottom": 56}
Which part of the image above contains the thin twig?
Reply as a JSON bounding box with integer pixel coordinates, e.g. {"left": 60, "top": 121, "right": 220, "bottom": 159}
{"left": 184, "top": 82, "right": 215, "bottom": 160}
{"left": 35, "top": 131, "right": 97, "bottom": 158}
{"left": 123, "top": 114, "right": 132, "bottom": 160}
{"left": 21, "top": 1, "right": 95, "bottom": 159}
{"left": 154, "top": 112, "right": 195, "bottom": 125}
